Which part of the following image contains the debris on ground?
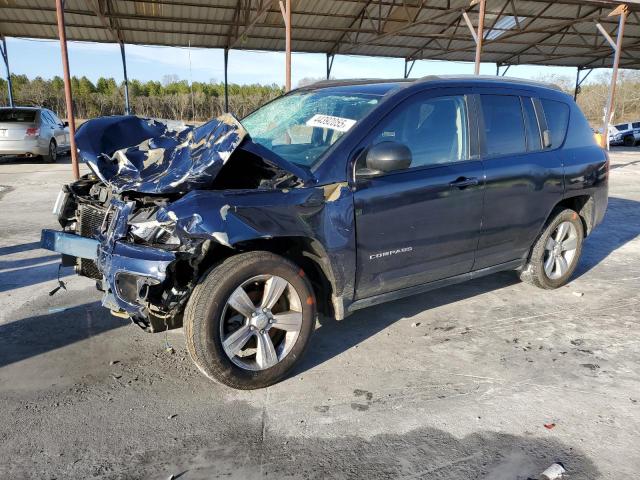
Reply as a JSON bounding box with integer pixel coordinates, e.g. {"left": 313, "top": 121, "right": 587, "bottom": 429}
{"left": 544, "top": 423, "right": 556, "bottom": 429}
{"left": 110, "top": 360, "right": 120, "bottom": 366}
{"left": 572, "top": 291, "right": 584, "bottom": 297}
{"left": 539, "top": 462, "right": 566, "bottom": 479}
{"left": 411, "top": 322, "right": 421, "bottom": 327}
{"left": 168, "top": 414, "right": 177, "bottom": 419}
{"left": 111, "top": 374, "right": 122, "bottom": 380}
{"left": 580, "top": 363, "right": 600, "bottom": 371}
{"left": 48, "top": 306, "right": 73, "bottom": 314}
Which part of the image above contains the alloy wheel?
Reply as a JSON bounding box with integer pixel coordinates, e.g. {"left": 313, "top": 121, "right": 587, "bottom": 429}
{"left": 220, "top": 275, "right": 303, "bottom": 371}
{"left": 543, "top": 221, "right": 578, "bottom": 280}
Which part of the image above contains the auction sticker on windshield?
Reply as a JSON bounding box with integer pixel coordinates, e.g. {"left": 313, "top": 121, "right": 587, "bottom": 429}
{"left": 306, "top": 114, "right": 356, "bottom": 132}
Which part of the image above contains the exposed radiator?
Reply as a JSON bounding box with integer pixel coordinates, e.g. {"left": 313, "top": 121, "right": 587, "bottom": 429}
{"left": 76, "top": 203, "right": 107, "bottom": 280}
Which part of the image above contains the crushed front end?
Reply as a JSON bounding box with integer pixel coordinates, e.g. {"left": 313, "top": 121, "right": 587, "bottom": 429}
{"left": 41, "top": 113, "right": 308, "bottom": 331}
{"left": 40, "top": 109, "right": 358, "bottom": 334}
{"left": 42, "top": 177, "right": 208, "bottom": 331}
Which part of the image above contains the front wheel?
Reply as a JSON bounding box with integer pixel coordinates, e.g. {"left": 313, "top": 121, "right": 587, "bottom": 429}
{"left": 184, "top": 251, "right": 316, "bottom": 389}
{"left": 519, "top": 209, "right": 584, "bottom": 289}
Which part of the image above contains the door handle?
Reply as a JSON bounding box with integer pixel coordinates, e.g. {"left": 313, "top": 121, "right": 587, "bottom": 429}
{"left": 449, "top": 177, "right": 479, "bottom": 189}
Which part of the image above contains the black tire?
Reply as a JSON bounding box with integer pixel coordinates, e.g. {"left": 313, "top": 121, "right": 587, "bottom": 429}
{"left": 519, "top": 209, "right": 584, "bottom": 289}
{"left": 624, "top": 135, "right": 635, "bottom": 147}
{"left": 43, "top": 140, "right": 57, "bottom": 163}
{"left": 184, "top": 251, "right": 316, "bottom": 389}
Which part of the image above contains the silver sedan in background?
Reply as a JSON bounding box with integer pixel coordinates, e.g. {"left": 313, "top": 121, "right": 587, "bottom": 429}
{"left": 0, "top": 107, "right": 70, "bottom": 162}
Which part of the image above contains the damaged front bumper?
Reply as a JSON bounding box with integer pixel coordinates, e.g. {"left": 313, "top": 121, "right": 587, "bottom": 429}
{"left": 41, "top": 204, "right": 177, "bottom": 328}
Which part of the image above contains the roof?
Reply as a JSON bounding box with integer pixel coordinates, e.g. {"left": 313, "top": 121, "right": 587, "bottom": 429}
{"left": 1, "top": 0, "right": 640, "bottom": 69}
{"left": 307, "top": 75, "right": 563, "bottom": 91}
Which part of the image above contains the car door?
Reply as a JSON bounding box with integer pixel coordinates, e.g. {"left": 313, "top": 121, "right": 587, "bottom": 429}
{"left": 47, "top": 110, "right": 68, "bottom": 149}
{"left": 40, "top": 110, "right": 59, "bottom": 149}
{"left": 353, "top": 90, "right": 484, "bottom": 299}
{"left": 472, "top": 92, "right": 565, "bottom": 269}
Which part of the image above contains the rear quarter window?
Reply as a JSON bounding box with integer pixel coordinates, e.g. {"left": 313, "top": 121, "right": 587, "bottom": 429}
{"left": 540, "top": 99, "right": 569, "bottom": 148}
{"left": 632, "top": 122, "right": 640, "bottom": 129}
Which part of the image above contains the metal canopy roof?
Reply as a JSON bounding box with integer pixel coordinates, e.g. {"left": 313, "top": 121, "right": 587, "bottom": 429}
{"left": 1, "top": 0, "right": 640, "bottom": 70}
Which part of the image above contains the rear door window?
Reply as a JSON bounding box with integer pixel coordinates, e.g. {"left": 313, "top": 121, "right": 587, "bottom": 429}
{"left": 540, "top": 99, "right": 570, "bottom": 149}
{"left": 480, "top": 95, "right": 526, "bottom": 156}
{"left": 41, "top": 111, "right": 54, "bottom": 125}
{"left": 615, "top": 123, "right": 628, "bottom": 131}
{"left": 48, "top": 110, "right": 63, "bottom": 125}
{"left": 632, "top": 122, "right": 640, "bottom": 129}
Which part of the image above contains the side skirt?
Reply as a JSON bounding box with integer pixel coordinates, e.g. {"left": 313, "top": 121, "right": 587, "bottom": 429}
{"left": 347, "top": 259, "right": 523, "bottom": 313}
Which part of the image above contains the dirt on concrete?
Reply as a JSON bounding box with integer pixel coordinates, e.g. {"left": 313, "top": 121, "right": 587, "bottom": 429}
{"left": 1, "top": 150, "right": 639, "bottom": 479}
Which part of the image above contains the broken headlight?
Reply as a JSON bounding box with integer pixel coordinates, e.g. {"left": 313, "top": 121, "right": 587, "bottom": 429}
{"left": 129, "top": 207, "right": 181, "bottom": 247}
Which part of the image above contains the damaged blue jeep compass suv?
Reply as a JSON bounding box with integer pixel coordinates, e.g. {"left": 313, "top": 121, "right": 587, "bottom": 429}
{"left": 41, "top": 76, "right": 608, "bottom": 389}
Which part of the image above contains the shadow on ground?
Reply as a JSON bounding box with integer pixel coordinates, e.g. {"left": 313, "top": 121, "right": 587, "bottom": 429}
{"left": 120, "top": 424, "right": 599, "bottom": 480}
{"left": 0, "top": 302, "right": 126, "bottom": 368}
{"left": 0, "top": 242, "right": 41, "bottom": 256}
{"left": 0, "top": 261, "right": 73, "bottom": 293}
{"left": 575, "top": 196, "right": 640, "bottom": 277}
{"left": 299, "top": 270, "right": 518, "bottom": 375}
{"left": 296, "top": 195, "right": 639, "bottom": 375}
{"left": 0, "top": 154, "right": 71, "bottom": 166}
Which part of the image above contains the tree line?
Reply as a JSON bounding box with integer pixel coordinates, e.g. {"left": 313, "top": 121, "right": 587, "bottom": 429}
{"left": 0, "top": 74, "right": 283, "bottom": 121}
{"left": 1, "top": 71, "right": 640, "bottom": 126}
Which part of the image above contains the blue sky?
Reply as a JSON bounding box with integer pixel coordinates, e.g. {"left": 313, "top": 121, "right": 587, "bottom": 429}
{"left": 4, "top": 37, "right": 595, "bottom": 87}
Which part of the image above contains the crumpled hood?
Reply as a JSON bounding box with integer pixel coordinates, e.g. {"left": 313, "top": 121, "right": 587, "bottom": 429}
{"left": 75, "top": 114, "right": 249, "bottom": 194}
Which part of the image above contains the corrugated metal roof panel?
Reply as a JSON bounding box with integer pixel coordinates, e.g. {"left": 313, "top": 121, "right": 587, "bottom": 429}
{"left": 1, "top": 0, "right": 638, "bottom": 69}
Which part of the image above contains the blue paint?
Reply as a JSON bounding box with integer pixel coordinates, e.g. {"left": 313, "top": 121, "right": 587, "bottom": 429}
{"left": 40, "top": 77, "right": 608, "bottom": 325}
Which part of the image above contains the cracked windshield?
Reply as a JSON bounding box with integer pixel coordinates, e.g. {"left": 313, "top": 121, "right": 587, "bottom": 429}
{"left": 241, "top": 90, "right": 380, "bottom": 167}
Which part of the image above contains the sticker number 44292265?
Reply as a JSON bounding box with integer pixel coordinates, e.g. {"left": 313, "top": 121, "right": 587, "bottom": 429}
{"left": 306, "top": 114, "right": 356, "bottom": 133}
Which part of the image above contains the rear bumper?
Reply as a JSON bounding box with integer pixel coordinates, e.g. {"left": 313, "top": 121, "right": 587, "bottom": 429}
{"left": 0, "top": 139, "right": 48, "bottom": 156}
{"left": 40, "top": 229, "right": 176, "bottom": 318}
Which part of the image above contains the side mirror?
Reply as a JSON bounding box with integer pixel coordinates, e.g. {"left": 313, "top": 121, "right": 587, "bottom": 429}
{"left": 63, "top": 121, "right": 69, "bottom": 128}
{"left": 542, "top": 129, "right": 552, "bottom": 148}
{"left": 358, "top": 141, "right": 412, "bottom": 177}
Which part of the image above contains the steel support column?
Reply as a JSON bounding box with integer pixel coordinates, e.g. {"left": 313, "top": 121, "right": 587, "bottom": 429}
{"left": 55, "top": 0, "right": 79, "bottom": 180}
{"left": 119, "top": 42, "right": 130, "bottom": 115}
{"left": 496, "top": 63, "right": 511, "bottom": 76}
{"left": 326, "top": 53, "right": 334, "bottom": 80}
{"left": 573, "top": 67, "right": 593, "bottom": 101}
{"left": 279, "top": 0, "right": 291, "bottom": 91}
{"left": 223, "top": 47, "right": 229, "bottom": 113}
{"left": 599, "top": 5, "right": 628, "bottom": 150}
{"left": 462, "top": 1, "right": 485, "bottom": 76}
{"left": 404, "top": 58, "right": 416, "bottom": 79}
{"left": 0, "top": 36, "right": 14, "bottom": 108}
{"left": 474, "top": 0, "right": 486, "bottom": 75}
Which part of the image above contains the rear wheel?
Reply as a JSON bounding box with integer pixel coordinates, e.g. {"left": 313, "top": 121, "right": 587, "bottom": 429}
{"left": 624, "top": 135, "right": 635, "bottom": 147}
{"left": 184, "top": 251, "right": 316, "bottom": 389}
{"left": 519, "top": 209, "right": 584, "bottom": 289}
{"left": 43, "top": 140, "right": 57, "bottom": 163}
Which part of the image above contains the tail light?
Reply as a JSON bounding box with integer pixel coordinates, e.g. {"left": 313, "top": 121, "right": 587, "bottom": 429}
{"left": 25, "top": 127, "right": 39, "bottom": 137}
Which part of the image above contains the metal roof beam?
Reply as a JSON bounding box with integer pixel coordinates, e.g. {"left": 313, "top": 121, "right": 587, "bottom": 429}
{"left": 0, "top": 36, "right": 14, "bottom": 108}
{"left": 85, "top": 0, "right": 122, "bottom": 43}
{"left": 227, "top": 0, "right": 273, "bottom": 49}
{"left": 496, "top": 4, "right": 604, "bottom": 64}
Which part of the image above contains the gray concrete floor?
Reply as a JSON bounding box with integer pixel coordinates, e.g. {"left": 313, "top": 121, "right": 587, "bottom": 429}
{"left": 0, "top": 149, "right": 639, "bottom": 480}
